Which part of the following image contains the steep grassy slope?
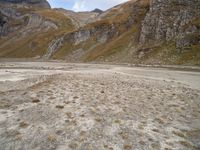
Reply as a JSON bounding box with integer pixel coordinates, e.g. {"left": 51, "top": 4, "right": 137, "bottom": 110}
{"left": 131, "top": 42, "right": 200, "bottom": 65}
{"left": 51, "top": 0, "right": 150, "bottom": 61}
{"left": 50, "top": 0, "right": 200, "bottom": 65}
{"left": 0, "top": 6, "right": 75, "bottom": 58}
{"left": 83, "top": 0, "right": 149, "bottom": 61}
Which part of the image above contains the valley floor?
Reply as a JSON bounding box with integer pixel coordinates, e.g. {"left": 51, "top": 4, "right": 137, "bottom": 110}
{"left": 0, "top": 62, "right": 200, "bottom": 150}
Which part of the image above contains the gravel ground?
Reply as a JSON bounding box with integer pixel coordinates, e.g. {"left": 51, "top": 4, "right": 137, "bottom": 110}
{"left": 0, "top": 62, "right": 200, "bottom": 150}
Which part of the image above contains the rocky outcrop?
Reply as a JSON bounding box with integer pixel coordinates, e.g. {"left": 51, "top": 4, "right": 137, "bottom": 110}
{"left": 43, "top": 23, "right": 117, "bottom": 58}
{"left": 71, "top": 25, "right": 116, "bottom": 45}
{"left": 1, "top": 0, "right": 50, "bottom": 8}
{"left": 139, "top": 0, "right": 200, "bottom": 48}
{"left": 0, "top": 6, "right": 57, "bottom": 37}
{"left": 64, "top": 23, "right": 115, "bottom": 44}
{"left": 0, "top": 14, "right": 8, "bottom": 36}
{"left": 25, "top": 14, "right": 57, "bottom": 30}
{"left": 0, "top": 8, "right": 22, "bottom": 37}
{"left": 0, "top": 7, "right": 20, "bottom": 19}
{"left": 73, "top": 30, "right": 91, "bottom": 45}
{"left": 44, "top": 36, "right": 65, "bottom": 59}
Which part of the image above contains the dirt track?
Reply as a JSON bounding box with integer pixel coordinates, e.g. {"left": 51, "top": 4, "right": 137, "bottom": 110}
{"left": 0, "top": 62, "right": 200, "bottom": 150}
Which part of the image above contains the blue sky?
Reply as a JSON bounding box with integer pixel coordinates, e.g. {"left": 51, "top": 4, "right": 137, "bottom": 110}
{"left": 47, "top": 0, "right": 129, "bottom": 12}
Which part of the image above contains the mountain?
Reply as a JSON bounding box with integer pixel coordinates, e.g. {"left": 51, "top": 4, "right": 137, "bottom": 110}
{"left": 0, "top": 0, "right": 199, "bottom": 65}
{"left": 0, "top": 0, "right": 50, "bottom": 8}
{"left": 91, "top": 8, "right": 103, "bottom": 14}
{"left": 55, "top": 8, "right": 101, "bottom": 28}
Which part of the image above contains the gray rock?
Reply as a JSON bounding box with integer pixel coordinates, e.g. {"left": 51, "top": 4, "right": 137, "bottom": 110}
{"left": 0, "top": 15, "right": 8, "bottom": 36}
{"left": 0, "top": 0, "right": 51, "bottom": 8}
{"left": 74, "top": 30, "right": 91, "bottom": 45}
{"left": 139, "top": 0, "right": 200, "bottom": 45}
{"left": 25, "top": 14, "right": 57, "bottom": 30}
{"left": 44, "top": 36, "right": 65, "bottom": 59}
{"left": 176, "top": 34, "right": 199, "bottom": 49}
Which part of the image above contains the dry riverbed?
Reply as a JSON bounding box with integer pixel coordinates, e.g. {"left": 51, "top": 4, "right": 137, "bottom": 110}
{"left": 0, "top": 62, "right": 200, "bottom": 150}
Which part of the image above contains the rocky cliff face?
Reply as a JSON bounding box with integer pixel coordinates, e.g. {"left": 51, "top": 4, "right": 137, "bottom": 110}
{"left": 46, "top": 0, "right": 149, "bottom": 60}
{"left": 0, "top": 14, "right": 8, "bottom": 36}
{"left": 1, "top": 0, "right": 50, "bottom": 8}
{"left": 0, "top": 7, "right": 21, "bottom": 37}
{"left": 0, "top": 6, "right": 57, "bottom": 37}
{"left": 140, "top": 0, "right": 200, "bottom": 48}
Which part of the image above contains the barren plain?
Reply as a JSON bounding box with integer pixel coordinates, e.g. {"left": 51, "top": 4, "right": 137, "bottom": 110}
{"left": 0, "top": 62, "right": 199, "bottom": 150}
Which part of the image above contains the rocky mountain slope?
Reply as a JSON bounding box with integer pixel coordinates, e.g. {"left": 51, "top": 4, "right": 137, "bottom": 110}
{"left": 0, "top": 0, "right": 199, "bottom": 65}
{"left": 0, "top": 0, "right": 50, "bottom": 8}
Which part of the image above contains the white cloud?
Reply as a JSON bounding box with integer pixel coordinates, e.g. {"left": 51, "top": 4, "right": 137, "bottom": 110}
{"left": 72, "top": 0, "right": 86, "bottom": 12}
{"left": 71, "top": 0, "right": 129, "bottom": 12}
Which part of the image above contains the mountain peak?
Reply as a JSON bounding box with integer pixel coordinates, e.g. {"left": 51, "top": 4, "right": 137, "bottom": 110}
{"left": 91, "top": 8, "right": 103, "bottom": 13}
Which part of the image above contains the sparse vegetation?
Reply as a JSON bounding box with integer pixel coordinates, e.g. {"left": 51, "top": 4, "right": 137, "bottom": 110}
{"left": 179, "top": 141, "right": 195, "bottom": 149}
{"left": 0, "top": 101, "right": 11, "bottom": 109}
{"left": 47, "top": 134, "right": 57, "bottom": 142}
{"left": 172, "top": 130, "right": 186, "bottom": 138}
{"left": 19, "top": 121, "right": 29, "bottom": 128}
{"left": 32, "top": 99, "right": 40, "bottom": 103}
{"left": 123, "top": 144, "right": 132, "bottom": 150}
{"left": 0, "top": 62, "right": 199, "bottom": 149}
{"left": 68, "top": 142, "right": 78, "bottom": 149}
{"left": 55, "top": 105, "right": 64, "bottom": 109}
{"left": 0, "top": 0, "right": 200, "bottom": 149}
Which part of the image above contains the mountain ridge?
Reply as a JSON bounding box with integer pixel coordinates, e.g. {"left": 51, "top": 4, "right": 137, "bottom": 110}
{"left": 91, "top": 8, "right": 103, "bottom": 14}
{"left": 0, "top": 0, "right": 50, "bottom": 8}
{"left": 0, "top": 0, "right": 199, "bottom": 65}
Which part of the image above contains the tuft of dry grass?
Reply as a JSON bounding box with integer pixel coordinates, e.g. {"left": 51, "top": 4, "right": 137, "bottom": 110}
{"left": 48, "top": 134, "right": 57, "bottom": 142}
{"left": 73, "top": 96, "right": 79, "bottom": 99}
{"left": 68, "top": 142, "right": 78, "bottom": 149}
{"left": 123, "top": 144, "right": 132, "bottom": 150}
{"left": 179, "top": 141, "right": 195, "bottom": 149}
{"left": 172, "top": 130, "right": 185, "bottom": 138}
{"left": 0, "top": 101, "right": 11, "bottom": 109}
{"left": 119, "top": 132, "right": 129, "bottom": 140}
{"left": 55, "top": 105, "right": 64, "bottom": 109}
{"left": 95, "top": 118, "right": 102, "bottom": 122}
{"left": 154, "top": 117, "right": 165, "bottom": 124}
{"left": 19, "top": 122, "right": 29, "bottom": 128}
{"left": 152, "top": 128, "right": 160, "bottom": 133}
{"left": 139, "top": 0, "right": 150, "bottom": 8}
{"left": 32, "top": 99, "right": 40, "bottom": 103}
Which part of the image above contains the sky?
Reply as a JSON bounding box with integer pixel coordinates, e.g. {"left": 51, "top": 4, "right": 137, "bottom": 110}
{"left": 47, "top": 0, "right": 129, "bottom": 12}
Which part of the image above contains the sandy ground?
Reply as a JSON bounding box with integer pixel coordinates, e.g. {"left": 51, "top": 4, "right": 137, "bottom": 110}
{"left": 0, "top": 62, "right": 200, "bottom": 150}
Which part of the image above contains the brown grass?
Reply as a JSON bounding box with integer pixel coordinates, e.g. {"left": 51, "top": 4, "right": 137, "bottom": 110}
{"left": 48, "top": 134, "right": 57, "bottom": 142}
{"left": 32, "top": 99, "right": 40, "bottom": 103}
{"left": 36, "top": 9, "right": 75, "bottom": 29}
{"left": 0, "top": 8, "right": 75, "bottom": 58}
{"left": 0, "top": 101, "right": 11, "bottom": 109}
{"left": 123, "top": 144, "right": 132, "bottom": 150}
{"left": 55, "top": 105, "right": 64, "bottom": 109}
{"left": 179, "top": 141, "right": 195, "bottom": 149}
{"left": 172, "top": 130, "right": 186, "bottom": 138}
{"left": 19, "top": 122, "right": 29, "bottom": 128}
